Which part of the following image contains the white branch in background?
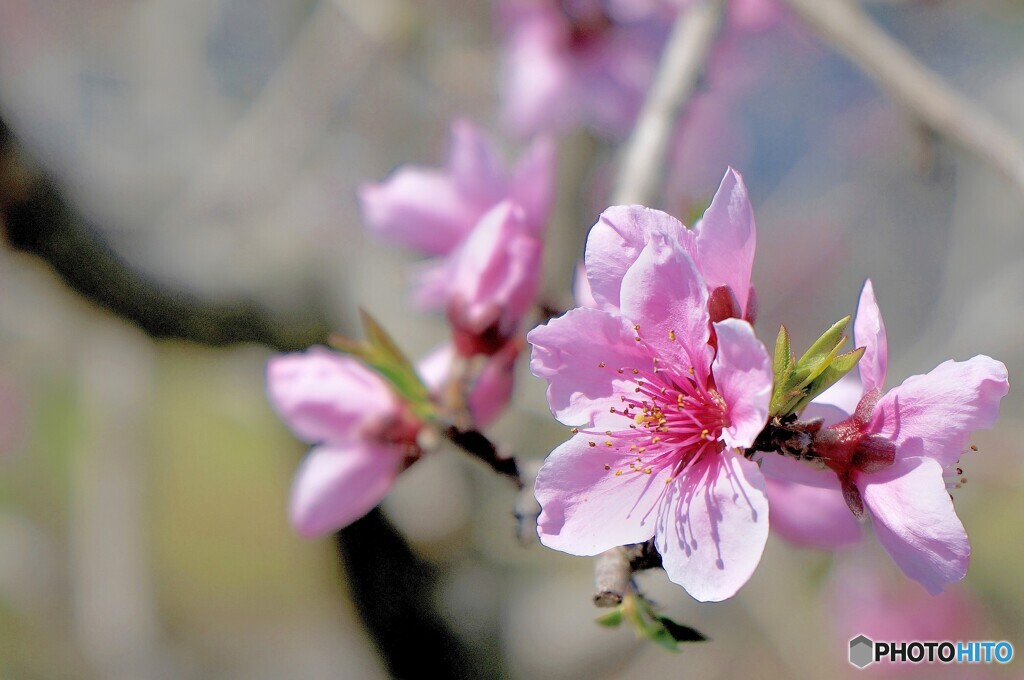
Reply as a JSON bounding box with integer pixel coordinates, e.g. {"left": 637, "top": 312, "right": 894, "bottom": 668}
{"left": 783, "top": 0, "right": 1024, "bottom": 194}
{"left": 612, "top": 0, "right": 727, "bottom": 206}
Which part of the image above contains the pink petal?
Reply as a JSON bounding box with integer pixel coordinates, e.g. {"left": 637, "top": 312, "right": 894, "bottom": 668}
{"left": 289, "top": 442, "right": 406, "bottom": 537}
{"left": 655, "top": 452, "right": 769, "bottom": 602}
{"left": 449, "top": 201, "right": 542, "bottom": 338}
{"left": 573, "top": 261, "right": 599, "bottom": 309}
{"left": 805, "top": 375, "right": 862, "bottom": 423}
{"left": 510, "top": 135, "right": 557, "bottom": 235}
{"left": 410, "top": 257, "right": 453, "bottom": 311}
{"left": 763, "top": 472, "right": 862, "bottom": 549}
{"left": 692, "top": 168, "right": 756, "bottom": 313}
{"left": 584, "top": 205, "right": 695, "bottom": 312}
{"left": 854, "top": 279, "right": 887, "bottom": 393}
{"left": 528, "top": 306, "right": 652, "bottom": 428}
{"left": 758, "top": 452, "right": 839, "bottom": 489}
{"left": 711, "top": 319, "right": 772, "bottom": 449}
{"left": 535, "top": 434, "right": 668, "bottom": 555}
{"left": 266, "top": 348, "right": 398, "bottom": 445}
{"left": 449, "top": 119, "right": 507, "bottom": 205}
{"left": 618, "top": 236, "right": 712, "bottom": 380}
{"left": 417, "top": 343, "right": 518, "bottom": 429}
{"left": 860, "top": 458, "right": 970, "bottom": 594}
{"left": 359, "top": 169, "right": 477, "bottom": 256}
{"left": 870, "top": 356, "right": 1009, "bottom": 468}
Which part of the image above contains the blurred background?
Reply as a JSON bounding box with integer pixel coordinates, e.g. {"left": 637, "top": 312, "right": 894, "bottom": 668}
{"left": 0, "top": 0, "right": 1022, "bottom": 678}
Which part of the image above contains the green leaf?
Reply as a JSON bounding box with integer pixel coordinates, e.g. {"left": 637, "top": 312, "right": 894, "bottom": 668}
{"left": 656, "top": 616, "right": 708, "bottom": 643}
{"left": 595, "top": 608, "right": 624, "bottom": 628}
{"left": 329, "top": 310, "right": 436, "bottom": 420}
{"left": 791, "top": 346, "right": 865, "bottom": 414}
{"left": 791, "top": 315, "right": 850, "bottom": 387}
{"left": 773, "top": 325, "right": 793, "bottom": 380}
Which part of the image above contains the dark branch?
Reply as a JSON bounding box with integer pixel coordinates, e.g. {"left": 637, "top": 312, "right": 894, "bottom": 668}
{"left": 0, "top": 121, "right": 329, "bottom": 352}
{"left": 444, "top": 426, "right": 523, "bottom": 488}
{"left": 337, "top": 510, "right": 491, "bottom": 680}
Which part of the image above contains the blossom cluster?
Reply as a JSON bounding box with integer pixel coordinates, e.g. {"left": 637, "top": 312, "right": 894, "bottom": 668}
{"left": 529, "top": 169, "right": 1008, "bottom": 600}
{"left": 262, "top": 1, "right": 1008, "bottom": 615}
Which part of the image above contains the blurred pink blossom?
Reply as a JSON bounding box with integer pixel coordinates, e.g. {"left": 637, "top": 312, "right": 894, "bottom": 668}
{"left": 762, "top": 281, "right": 1009, "bottom": 593}
{"left": 443, "top": 201, "right": 543, "bottom": 356}
{"left": 268, "top": 343, "right": 520, "bottom": 536}
{"left": 498, "top": 0, "right": 667, "bottom": 137}
{"left": 529, "top": 215, "right": 772, "bottom": 601}
{"left": 359, "top": 118, "right": 554, "bottom": 256}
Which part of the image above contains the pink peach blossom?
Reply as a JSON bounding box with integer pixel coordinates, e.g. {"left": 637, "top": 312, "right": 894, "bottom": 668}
{"left": 584, "top": 167, "right": 758, "bottom": 323}
{"left": 529, "top": 229, "right": 772, "bottom": 601}
{"left": 442, "top": 201, "right": 543, "bottom": 356}
{"left": 268, "top": 343, "right": 521, "bottom": 536}
{"left": 498, "top": 0, "right": 667, "bottom": 137}
{"left": 761, "top": 281, "right": 1009, "bottom": 593}
{"left": 359, "top": 118, "right": 554, "bottom": 256}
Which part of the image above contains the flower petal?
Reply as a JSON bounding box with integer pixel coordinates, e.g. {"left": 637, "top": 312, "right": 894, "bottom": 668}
{"left": 711, "top": 319, "right": 772, "bottom": 449}
{"left": 266, "top": 348, "right": 398, "bottom": 445}
{"left": 449, "top": 201, "right": 542, "bottom": 338}
{"left": 618, "top": 237, "right": 712, "bottom": 379}
{"left": 861, "top": 458, "right": 970, "bottom": 594}
{"left": 692, "top": 168, "right": 756, "bottom": 313}
{"left": 764, "top": 474, "right": 862, "bottom": 549}
{"left": 805, "top": 374, "right": 862, "bottom": 423}
{"left": 584, "top": 205, "right": 695, "bottom": 312}
{"left": 289, "top": 442, "right": 406, "bottom": 537}
{"left": 758, "top": 453, "right": 838, "bottom": 489}
{"left": 448, "top": 119, "right": 507, "bottom": 204}
{"left": 854, "top": 279, "right": 887, "bottom": 393}
{"left": 655, "top": 452, "right": 769, "bottom": 602}
{"left": 528, "top": 306, "right": 652, "bottom": 428}
{"left": 359, "top": 169, "right": 477, "bottom": 256}
{"left": 870, "top": 356, "right": 1009, "bottom": 467}
{"left": 535, "top": 434, "right": 667, "bottom": 555}
{"left": 510, "top": 135, "right": 557, "bottom": 234}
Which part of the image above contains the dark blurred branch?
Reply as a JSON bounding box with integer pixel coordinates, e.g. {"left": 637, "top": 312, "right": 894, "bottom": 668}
{"left": 338, "top": 509, "right": 490, "bottom": 680}
{"left": 0, "top": 121, "right": 330, "bottom": 352}
{"left": 783, "top": 0, "right": 1024, "bottom": 194}
{"left": 612, "top": 0, "right": 726, "bottom": 206}
{"left": 0, "top": 119, "right": 482, "bottom": 676}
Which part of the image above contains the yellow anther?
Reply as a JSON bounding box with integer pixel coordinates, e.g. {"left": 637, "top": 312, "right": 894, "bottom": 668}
{"left": 644, "top": 467, "right": 652, "bottom": 474}
{"left": 668, "top": 329, "right": 676, "bottom": 341}
{"left": 615, "top": 470, "right": 623, "bottom": 476}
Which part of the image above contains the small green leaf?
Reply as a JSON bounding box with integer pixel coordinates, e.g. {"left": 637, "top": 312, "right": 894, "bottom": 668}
{"left": 329, "top": 310, "right": 437, "bottom": 420}
{"left": 791, "top": 316, "right": 850, "bottom": 386}
{"left": 773, "top": 325, "right": 793, "bottom": 380}
{"left": 656, "top": 616, "right": 708, "bottom": 643}
{"left": 791, "top": 346, "right": 866, "bottom": 413}
{"left": 595, "top": 608, "right": 624, "bottom": 628}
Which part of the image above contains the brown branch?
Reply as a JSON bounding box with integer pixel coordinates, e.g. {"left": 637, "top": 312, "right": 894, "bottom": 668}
{"left": 444, "top": 425, "right": 523, "bottom": 488}
{"left": 593, "top": 541, "right": 664, "bottom": 607}
{"left": 782, "top": 0, "right": 1024, "bottom": 193}
{"left": 0, "top": 123, "right": 330, "bottom": 352}
{"left": 611, "top": 0, "right": 726, "bottom": 206}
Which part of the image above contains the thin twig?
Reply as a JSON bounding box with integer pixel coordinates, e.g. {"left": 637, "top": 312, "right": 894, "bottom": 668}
{"left": 782, "top": 0, "right": 1024, "bottom": 193}
{"left": 611, "top": 0, "right": 726, "bottom": 206}
{"left": 444, "top": 426, "right": 523, "bottom": 488}
{"left": 593, "top": 542, "right": 664, "bottom": 607}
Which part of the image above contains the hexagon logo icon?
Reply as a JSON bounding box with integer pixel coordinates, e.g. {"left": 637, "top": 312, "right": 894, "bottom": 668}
{"left": 849, "top": 634, "right": 875, "bottom": 668}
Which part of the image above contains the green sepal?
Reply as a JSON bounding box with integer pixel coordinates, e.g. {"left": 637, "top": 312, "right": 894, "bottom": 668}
{"left": 329, "top": 309, "right": 436, "bottom": 420}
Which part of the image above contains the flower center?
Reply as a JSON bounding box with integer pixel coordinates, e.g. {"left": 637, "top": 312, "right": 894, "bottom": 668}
{"left": 580, "top": 356, "right": 729, "bottom": 483}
